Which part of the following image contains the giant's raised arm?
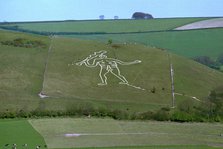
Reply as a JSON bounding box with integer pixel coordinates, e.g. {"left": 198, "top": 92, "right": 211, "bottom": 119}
{"left": 107, "top": 58, "right": 142, "bottom": 65}
{"left": 76, "top": 57, "right": 88, "bottom": 66}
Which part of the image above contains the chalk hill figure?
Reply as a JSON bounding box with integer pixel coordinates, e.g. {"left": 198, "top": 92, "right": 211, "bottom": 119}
{"left": 75, "top": 51, "right": 143, "bottom": 90}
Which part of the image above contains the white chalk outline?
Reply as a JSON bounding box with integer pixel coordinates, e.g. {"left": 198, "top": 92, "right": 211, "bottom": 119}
{"left": 74, "top": 51, "right": 144, "bottom": 90}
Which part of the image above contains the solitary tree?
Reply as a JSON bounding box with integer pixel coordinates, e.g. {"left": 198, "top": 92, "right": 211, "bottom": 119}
{"left": 107, "top": 39, "right": 113, "bottom": 45}
{"left": 132, "top": 12, "right": 153, "bottom": 19}
{"left": 114, "top": 16, "right": 119, "bottom": 19}
{"left": 99, "top": 15, "right": 105, "bottom": 20}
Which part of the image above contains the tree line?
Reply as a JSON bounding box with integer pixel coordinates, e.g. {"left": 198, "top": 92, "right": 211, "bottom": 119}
{"left": 193, "top": 55, "right": 223, "bottom": 72}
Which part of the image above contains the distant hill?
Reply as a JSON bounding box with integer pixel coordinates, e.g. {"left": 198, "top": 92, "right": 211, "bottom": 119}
{"left": 2, "top": 17, "right": 222, "bottom": 60}
{"left": 1, "top": 17, "right": 222, "bottom": 60}
{"left": 0, "top": 18, "right": 206, "bottom": 33}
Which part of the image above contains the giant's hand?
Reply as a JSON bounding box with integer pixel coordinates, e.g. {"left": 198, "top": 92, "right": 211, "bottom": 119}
{"left": 134, "top": 60, "right": 142, "bottom": 63}
{"left": 76, "top": 61, "right": 83, "bottom": 66}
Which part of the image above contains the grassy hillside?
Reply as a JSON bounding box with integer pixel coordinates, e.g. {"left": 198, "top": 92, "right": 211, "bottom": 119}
{"left": 0, "top": 30, "right": 223, "bottom": 114}
{"left": 41, "top": 37, "right": 223, "bottom": 112}
{"left": 0, "top": 30, "right": 50, "bottom": 111}
{"left": 42, "top": 37, "right": 172, "bottom": 112}
{"left": 0, "top": 119, "right": 46, "bottom": 148}
{"left": 0, "top": 18, "right": 207, "bottom": 33}
{"left": 29, "top": 118, "right": 223, "bottom": 148}
{"left": 1, "top": 20, "right": 223, "bottom": 149}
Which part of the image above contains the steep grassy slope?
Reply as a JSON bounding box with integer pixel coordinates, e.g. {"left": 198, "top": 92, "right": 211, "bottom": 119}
{"left": 0, "top": 30, "right": 50, "bottom": 111}
{"left": 0, "top": 18, "right": 207, "bottom": 33}
{"left": 42, "top": 37, "right": 172, "bottom": 112}
{"left": 0, "top": 30, "right": 223, "bottom": 113}
{"left": 41, "top": 37, "right": 223, "bottom": 112}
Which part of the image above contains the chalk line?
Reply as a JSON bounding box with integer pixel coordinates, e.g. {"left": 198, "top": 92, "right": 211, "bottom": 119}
{"left": 64, "top": 132, "right": 167, "bottom": 137}
{"left": 38, "top": 36, "right": 55, "bottom": 99}
{"left": 175, "top": 92, "right": 202, "bottom": 102}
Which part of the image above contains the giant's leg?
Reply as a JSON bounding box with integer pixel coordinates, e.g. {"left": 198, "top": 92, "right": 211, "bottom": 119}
{"left": 110, "top": 66, "right": 128, "bottom": 84}
{"left": 98, "top": 66, "right": 109, "bottom": 85}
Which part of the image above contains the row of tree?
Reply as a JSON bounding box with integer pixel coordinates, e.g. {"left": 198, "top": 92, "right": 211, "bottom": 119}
{"left": 193, "top": 54, "right": 223, "bottom": 71}
{"left": 99, "top": 12, "right": 153, "bottom": 20}
{"left": 0, "top": 38, "right": 47, "bottom": 49}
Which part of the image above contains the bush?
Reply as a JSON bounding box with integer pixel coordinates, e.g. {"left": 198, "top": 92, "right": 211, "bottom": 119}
{"left": 78, "top": 104, "right": 95, "bottom": 116}
{"left": 153, "top": 108, "right": 170, "bottom": 121}
{"left": 107, "top": 39, "right": 113, "bottom": 45}
{"left": 17, "top": 110, "right": 31, "bottom": 118}
{"left": 134, "top": 111, "right": 154, "bottom": 120}
{"left": 151, "top": 86, "right": 156, "bottom": 93}
{"left": 170, "top": 111, "right": 194, "bottom": 122}
{"left": 108, "top": 109, "right": 129, "bottom": 120}
{"left": 178, "top": 99, "right": 196, "bottom": 113}
{"left": 3, "top": 111, "right": 16, "bottom": 118}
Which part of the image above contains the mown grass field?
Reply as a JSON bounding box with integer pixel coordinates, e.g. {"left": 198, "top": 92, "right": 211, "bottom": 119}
{"left": 57, "top": 146, "right": 219, "bottom": 149}
{"left": 1, "top": 18, "right": 208, "bottom": 33}
{"left": 29, "top": 118, "right": 223, "bottom": 148}
{"left": 0, "top": 119, "right": 46, "bottom": 148}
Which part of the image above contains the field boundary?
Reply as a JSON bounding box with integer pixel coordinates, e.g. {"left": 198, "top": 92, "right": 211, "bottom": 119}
{"left": 2, "top": 25, "right": 223, "bottom": 37}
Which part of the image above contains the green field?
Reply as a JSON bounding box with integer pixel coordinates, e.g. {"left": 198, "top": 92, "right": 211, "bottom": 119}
{"left": 1, "top": 18, "right": 208, "bottom": 33}
{"left": 29, "top": 118, "right": 223, "bottom": 148}
{"left": 59, "top": 146, "right": 219, "bottom": 149}
{"left": 64, "top": 28, "right": 223, "bottom": 59}
{"left": 1, "top": 17, "right": 222, "bottom": 60}
{"left": 0, "top": 119, "right": 46, "bottom": 148}
{"left": 1, "top": 118, "right": 221, "bottom": 149}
